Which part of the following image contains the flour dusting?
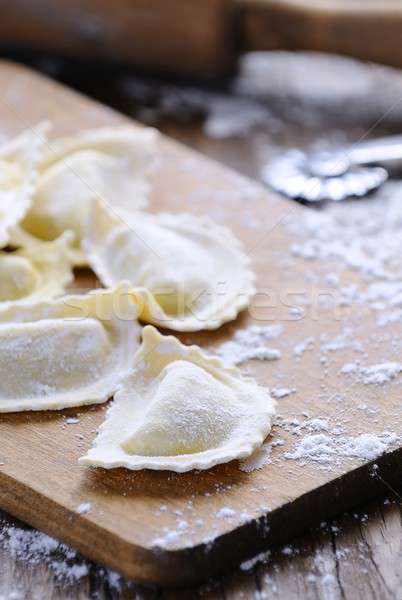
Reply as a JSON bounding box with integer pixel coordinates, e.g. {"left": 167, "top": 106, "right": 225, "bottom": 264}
{"left": 0, "top": 518, "right": 122, "bottom": 591}
{"left": 76, "top": 502, "right": 92, "bottom": 515}
{"left": 215, "top": 324, "right": 282, "bottom": 366}
{"left": 285, "top": 432, "right": 398, "bottom": 465}
{"left": 239, "top": 443, "right": 272, "bottom": 473}
{"left": 341, "top": 361, "right": 402, "bottom": 385}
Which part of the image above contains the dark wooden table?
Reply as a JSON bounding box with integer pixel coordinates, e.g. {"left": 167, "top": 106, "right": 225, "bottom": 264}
{"left": 2, "top": 53, "right": 402, "bottom": 599}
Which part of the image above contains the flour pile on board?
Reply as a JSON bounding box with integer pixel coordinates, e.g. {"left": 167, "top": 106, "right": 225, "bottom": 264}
{"left": 285, "top": 431, "right": 399, "bottom": 465}
{"left": 215, "top": 324, "right": 282, "bottom": 366}
{"left": 341, "top": 361, "right": 402, "bottom": 385}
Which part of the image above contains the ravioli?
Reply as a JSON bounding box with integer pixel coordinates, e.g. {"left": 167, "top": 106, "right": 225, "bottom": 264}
{"left": 0, "top": 121, "right": 48, "bottom": 247}
{"left": 80, "top": 325, "right": 275, "bottom": 472}
{"left": 21, "top": 125, "right": 157, "bottom": 263}
{"left": 83, "top": 201, "right": 256, "bottom": 331}
{"left": 0, "top": 231, "right": 74, "bottom": 305}
{"left": 0, "top": 283, "right": 141, "bottom": 412}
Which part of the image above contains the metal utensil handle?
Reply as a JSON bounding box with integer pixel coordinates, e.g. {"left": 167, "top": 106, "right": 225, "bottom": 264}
{"left": 349, "top": 135, "right": 402, "bottom": 169}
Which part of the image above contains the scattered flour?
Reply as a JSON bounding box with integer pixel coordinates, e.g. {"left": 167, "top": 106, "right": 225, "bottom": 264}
{"left": 320, "top": 329, "right": 363, "bottom": 354}
{"left": 0, "top": 514, "right": 117, "bottom": 592}
{"left": 216, "top": 507, "right": 236, "bottom": 519}
{"left": 277, "top": 415, "right": 343, "bottom": 439}
{"left": 271, "top": 387, "right": 295, "bottom": 399}
{"left": 0, "top": 519, "right": 124, "bottom": 587}
{"left": 239, "top": 444, "right": 272, "bottom": 472}
{"left": 361, "top": 363, "right": 402, "bottom": 385}
{"left": 307, "top": 418, "right": 331, "bottom": 432}
{"left": 341, "top": 361, "right": 402, "bottom": 385}
{"left": 343, "top": 433, "right": 390, "bottom": 460}
{"left": 293, "top": 337, "right": 314, "bottom": 358}
{"left": 285, "top": 434, "right": 336, "bottom": 463}
{"left": 288, "top": 182, "right": 402, "bottom": 305}
{"left": 240, "top": 550, "right": 270, "bottom": 571}
{"left": 152, "top": 530, "right": 181, "bottom": 548}
{"left": 340, "top": 362, "right": 359, "bottom": 375}
{"left": 76, "top": 502, "right": 92, "bottom": 515}
{"left": 285, "top": 432, "right": 398, "bottom": 465}
{"left": 215, "top": 324, "right": 282, "bottom": 366}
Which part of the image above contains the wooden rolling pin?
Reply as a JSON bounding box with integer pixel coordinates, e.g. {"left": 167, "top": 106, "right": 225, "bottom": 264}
{"left": 1, "top": 0, "right": 401, "bottom": 75}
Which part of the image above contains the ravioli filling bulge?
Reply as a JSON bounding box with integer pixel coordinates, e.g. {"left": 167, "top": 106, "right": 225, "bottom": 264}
{"left": 108, "top": 223, "right": 212, "bottom": 316}
{"left": 22, "top": 151, "right": 104, "bottom": 244}
{"left": 0, "top": 318, "right": 111, "bottom": 400}
{"left": 121, "top": 360, "right": 240, "bottom": 457}
{"left": 0, "top": 254, "right": 39, "bottom": 301}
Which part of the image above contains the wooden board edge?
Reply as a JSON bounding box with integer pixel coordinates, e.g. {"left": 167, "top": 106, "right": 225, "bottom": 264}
{"left": 1, "top": 440, "right": 402, "bottom": 587}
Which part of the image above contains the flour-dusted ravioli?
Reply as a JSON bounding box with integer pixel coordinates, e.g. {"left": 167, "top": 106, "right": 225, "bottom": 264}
{"left": 83, "top": 201, "right": 256, "bottom": 331}
{"left": 80, "top": 326, "right": 275, "bottom": 472}
{"left": 0, "top": 283, "right": 141, "bottom": 412}
{"left": 0, "top": 121, "right": 49, "bottom": 247}
{"left": 0, "top": 231, "right": 74, "bottom": 305}
{"left": 21, "top": 125, "right": 157, "bottom": 262}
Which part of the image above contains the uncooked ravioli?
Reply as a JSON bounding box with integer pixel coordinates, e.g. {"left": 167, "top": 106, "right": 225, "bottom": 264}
{"left": 0, "top": 121, "right": 48, "bottom": 247}
{"left": 21, "top": 125, "right": 157, "bottom": 263}
{"left": 80, "top": 325, "right": 275, "bottom": 472}
{"left": 83, "top": 200, "right": 256, "bottom": 331}
{"left": 0, "top": 283, "right": 141, "bottom": 412}
{"left": 0, "top": 231, "right": 74, "bottom": 305}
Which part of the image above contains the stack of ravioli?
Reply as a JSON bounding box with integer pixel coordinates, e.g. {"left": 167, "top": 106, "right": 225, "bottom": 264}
{"left": 0, "top": 122, "right": 275, "bottom": 472}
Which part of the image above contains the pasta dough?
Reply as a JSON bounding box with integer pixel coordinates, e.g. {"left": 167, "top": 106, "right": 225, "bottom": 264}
{"left": 80, "top": 325, "right": 275, "bottom": 472}
{"left": 21, "top": 125, "right": 157, "bottom": 262}
{"left": 0, "top": 283, "right": 141, "bottom": 412}
{"left": 0, "top": 231, "right": 74, "bottom": 305}
{"left": 0, "top": 122, "right": 48, "bottom": 247}
{"left": 83, "top": 201, "right": 256, "bottom": 331}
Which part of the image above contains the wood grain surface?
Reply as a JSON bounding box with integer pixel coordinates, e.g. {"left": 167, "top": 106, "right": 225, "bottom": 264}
{"left": 1, "top": 60, "right": 402, "bottom": 589}
{"left": 2, "top": 494, "right": 402, "bottom": 599}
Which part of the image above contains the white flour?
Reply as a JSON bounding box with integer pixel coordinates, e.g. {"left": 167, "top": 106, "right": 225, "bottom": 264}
{"left": 0, "top": 518, "right": 122, "bottom": 591}
{"left": 271, "top": 388, "right": 295, "bottom": 399}
{"left": 0, "top": 522, "right": 86, "bottom": 580}
{"left": 215, "top": 324, "right": 282, "bottom": 366}
{"left": 215, "top": 507, "right": 236, "bottom": 519}
{"left": 288, "top": 182, "right": 402, "bottom": 294}
{"left": 341, "top": 361, "right": 402, "bottom": 385}
{"left": 285, "top": 432, "right": 398, "bottom": 465}
{"left": 239, "top": 443, "right": 272, "bottom": 473}
{"left": 293, "top": 337, "right": 315, "bottom": 358}
{"left": 76, "top": 502, "right": 92, "bottom": 515}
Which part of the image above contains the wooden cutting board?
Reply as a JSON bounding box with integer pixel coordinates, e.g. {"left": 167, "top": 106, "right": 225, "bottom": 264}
{"left": 1, "top": 60, "right": 402, "bottom": 588}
